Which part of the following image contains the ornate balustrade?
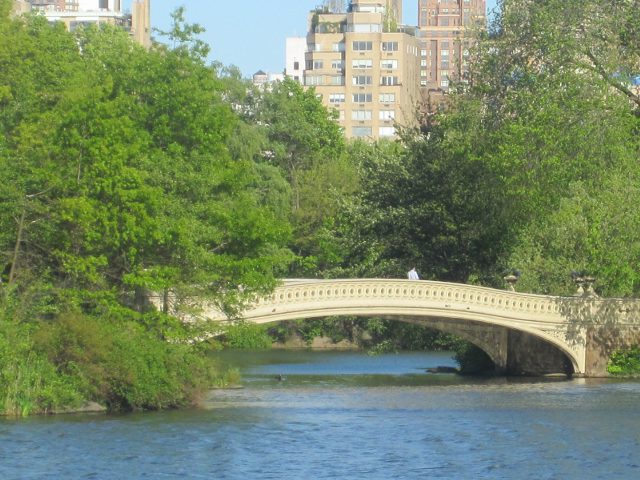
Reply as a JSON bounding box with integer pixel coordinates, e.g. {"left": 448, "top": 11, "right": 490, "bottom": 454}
{"left": 227, "top": 279, "right": 566, "bottom": 327}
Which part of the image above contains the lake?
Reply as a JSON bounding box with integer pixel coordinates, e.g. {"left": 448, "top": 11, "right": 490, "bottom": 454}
{"left": 1, "top": 350, "right": 639, "bottom": 479}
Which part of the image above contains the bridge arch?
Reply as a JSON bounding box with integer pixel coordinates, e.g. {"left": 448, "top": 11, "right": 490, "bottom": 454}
{"left": 198, "top": 279, "right": 587, "bottom": 375}
{"left": 246, "top": 309, "right": 575, "bottom": 376}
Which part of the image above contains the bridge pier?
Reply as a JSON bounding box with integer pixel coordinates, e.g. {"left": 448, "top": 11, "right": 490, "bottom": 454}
{"left": 414, "top": 318, "right": 509, "bottom": 375}
{"left": 398, "top": 316, "right": 573, "bottom": 376}
{"left": 506, "top": 330, "right": 574, "bottom": 376}
{"left": 585, "top": 325, "right": 640, "bottom": 376}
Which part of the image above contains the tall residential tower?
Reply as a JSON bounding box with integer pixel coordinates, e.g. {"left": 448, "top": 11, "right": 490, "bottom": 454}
{"left": 417, "top": 0, "right": 486, "bottom": 103}
{"left": 304, "top": 0, "right": 420, "bottom": 139}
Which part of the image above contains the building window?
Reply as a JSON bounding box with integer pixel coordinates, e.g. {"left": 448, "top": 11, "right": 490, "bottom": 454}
{"left": 356, "top": 5, "right": 385, "bottom": 13}
{"left": 352, "top": 110, "right": 372, "bottom": 121}
{"left": 381, "top": 41, "right": 399, "bottom": 52}
{"left": 379, "top": 126, "right": 395, "bottom": 137}
{"left": 353, "top": 75, "right": 373, "bottom": 86}
{"left": 329, "top": 75, "right": 344, "bottom": 85}
{"left": 352, "top": 126, "right": 372, "bottom": 137}
{"left": 314, "top": 60, "right": 324, "bottom": 70}
{"left": 333, "top": 42, "right": 345, "bottom": 52}
{"left": 305, "top": 75, "right": 323, "bottom": 86}
{"left": 329, "top": 93, "right": 346, "bottom": 103}
{"left": 441, "top": 78, "right": 449, "bottom": 87}
{"left": 352, "top": 59, "right": 373, "bottom": 69}
{"left": 353, "top": 93, "right": 373, "bottom": 103}
{"left": 380, "top": 59, "right": 398, "bottom": 69}
{"left": 381, "top": 76, "right": 399, "bottom": 86}
{"left": 379, "top": 110, "right": 395, "bottom": 121}
{"left": 353, "top": 41, "right": 373, "bottom": 51}
{"left": 293, "top": 61, "right": 299, "bottom": 70}
{"left": 99, "top": 0, "right": 108, "bottom": 9}
{"left": 379, "top": 93, "right": 396, "bottom": 103}
{"left": 351, "top": 23, "right": 382, "bottom": 33}
{"left": 331, "top": 59, "right": 344, "bottom": 69}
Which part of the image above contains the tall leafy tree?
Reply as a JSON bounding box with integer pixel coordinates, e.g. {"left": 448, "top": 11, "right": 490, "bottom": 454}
{"left": 463, "top": 0, "right": 640, "bottom": 294}
{"left": 257, "top": 78, "right": 345, "bottom": 210}
{"left": 254, "top": 78, "right": 357, "bottom": 272}
{"left": 319, "top": 126, "right": 511, "bottom": 282}
{"left": 1, "top": 11, "right": 294, "bottom": 315}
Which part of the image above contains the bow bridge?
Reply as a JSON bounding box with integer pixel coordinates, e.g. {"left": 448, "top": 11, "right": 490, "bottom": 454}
{"left": 162, "top": 279, "right": 640, "bottom": 377}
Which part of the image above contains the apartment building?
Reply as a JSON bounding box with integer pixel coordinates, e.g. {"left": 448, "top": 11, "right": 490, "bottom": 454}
{"left": 417, "top": 0, "right": 485, "bottom": 103}
{"left": 130, "top": 0, "right": 151, "bottom": 48}
{"left": 285, "top": 37, "right": 307, "bottom": 84}
{"left": 15, "top": 1, "right": 151, "bottom": 48}
{"left": 303, "top": 0, "right": 420, "bottom": 140}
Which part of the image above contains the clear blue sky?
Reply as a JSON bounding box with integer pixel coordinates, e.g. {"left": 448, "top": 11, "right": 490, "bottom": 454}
{"left": 123, "top": 1, "right": 498, "bottom": 78}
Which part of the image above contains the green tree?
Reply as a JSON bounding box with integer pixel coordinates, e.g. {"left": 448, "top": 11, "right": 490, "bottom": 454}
{"left": 469, "top": 0, "right": 640, "bottom": 295}
{"left": 254, "top": 78, "right": 356, "bottom": 273}
{"left": 320, "top": 128, "right": 511, "bottom": 283}
{"left": 1, "top": 15, "right": 294, "bottom": 312}
{"left": 0, "top": 0, "right": 11, "bottom": 20}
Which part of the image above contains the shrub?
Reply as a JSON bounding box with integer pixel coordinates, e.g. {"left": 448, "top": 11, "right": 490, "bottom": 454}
{"left": 222, "top": 322, "right": 272, "bottom": 349}
{"left": 213, "top": 367, "right": 241, "bottom": 388}
{"left": 33, "top": 311, "right": 217, "bottom": 412}
{"left": 607, "top": 346, "right": 640, "bottom": 376}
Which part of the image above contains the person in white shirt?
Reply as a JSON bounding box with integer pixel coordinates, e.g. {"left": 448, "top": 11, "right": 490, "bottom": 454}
{"left": 407, "top": 267, "right": 420, "bottom": 280}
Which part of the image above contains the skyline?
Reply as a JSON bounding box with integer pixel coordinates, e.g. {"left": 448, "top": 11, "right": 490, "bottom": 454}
{"left": 123, "top": 1, "right": 498, "bottom": 78}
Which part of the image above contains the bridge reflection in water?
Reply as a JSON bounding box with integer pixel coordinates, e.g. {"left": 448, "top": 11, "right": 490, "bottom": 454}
{"left": 158, "top": 279, "right": 640, "bottom": 377}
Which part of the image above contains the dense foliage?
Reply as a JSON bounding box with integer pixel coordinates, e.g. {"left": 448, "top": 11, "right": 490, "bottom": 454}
{"left": 0, "top": 282, "right": 218, "bottom": 415}
{"left": 0, "top": 6, "right": 293, "bottom": 414}
{"left": 222, "top": 75, "right": 358, "bottom": 275}
{"left": 478, "top": 0, "right": 640, "bottom": 297}
{"left": 607, "top": 346, "right": 640, "bottom": 376}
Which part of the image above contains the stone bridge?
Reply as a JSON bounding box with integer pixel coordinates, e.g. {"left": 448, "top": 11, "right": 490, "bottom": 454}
{"left": 161, "top": 279, "right": 640, "bottom": 377}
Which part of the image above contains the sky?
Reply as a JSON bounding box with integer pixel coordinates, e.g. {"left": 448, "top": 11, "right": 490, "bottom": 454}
{"left": 123, "top": 1, "right": 498, "bottom": 78}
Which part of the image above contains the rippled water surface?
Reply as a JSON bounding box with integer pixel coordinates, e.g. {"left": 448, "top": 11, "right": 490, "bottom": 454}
{"left": 2, "top": 351, "right": 639, "bottom": 479}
